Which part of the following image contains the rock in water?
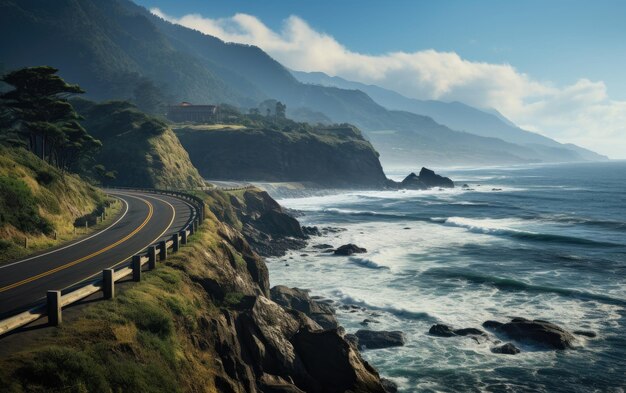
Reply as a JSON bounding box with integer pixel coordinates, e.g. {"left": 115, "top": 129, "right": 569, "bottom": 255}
{"left": 417, "top": 167, "right": 454, "bottom": 188}
{"left": 453, "top": 328, "right": 487, "bottom": 336}
{"left": 484, "top": 317, "right": 576, "bottom": 349}
{"left": 400, "top": 172, "right": 427, "bottom": 190}
{"left": 573, "top": 330, "right": 597, "bottom": 338}
{"left": 381, "top": 378, "right": 398, "bottom": 393}
{"left": 429, "top": 324, "right": 456, "bottom": 337}
{"left": 334, "top": 244, "right": 367, "bottom": 256}
{"left": 400, "top": 167, "right": 454, "bottom": 190}
{"left": 491, "top": 343, "right": 521, "bottom": 355}
{"left": 354, "top": 330, "right": 406, "bottom": 349}
{"left": 482, "top": 320, "right": 504, "bottom": 329}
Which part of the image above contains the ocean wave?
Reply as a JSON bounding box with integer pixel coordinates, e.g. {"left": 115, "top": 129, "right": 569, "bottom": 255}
{"left": 424, "top": 269, "right": 626, "bottom": 306}
{"left": 348, "top": 256, "right": 390, "bottom": 270}
{"left": 438, "top": 216, "right": 623, "bottom": 247}
{"left": 331, "top": 289, "right": 436, "bottom": 321}
{"left": 541, "top": 214, "right": 626, "bottom": 231}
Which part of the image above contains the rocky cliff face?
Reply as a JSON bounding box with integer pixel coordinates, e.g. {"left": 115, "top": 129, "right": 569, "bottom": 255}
{"left": 0, "top": 189, "right": 385, "bottom": 392}
{"left": 176, "top": 126, "right": 389, "bottom": 189}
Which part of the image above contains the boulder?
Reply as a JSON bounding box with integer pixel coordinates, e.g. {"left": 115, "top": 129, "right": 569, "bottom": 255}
{"left": 400, "top": 172, "right": 427, "bottom": 190}
{"left": 312, "top": 244, "right": 334, "bottom": 250}
{"left": 270, "top": 286, "right": 338, "bottom": 330}
{"left": 381, "top": 378, "right": 398, "bottom": 393}
{"left": 291, "top": 329, "right": 386, "bottom": 393}
{"left": 400, "top": 167, "right": 454, "bottom": 190}
{"left": 453, "top": 328, "right": 487, "bottom": 337}
{"left": 573, "top": 330, "right": 597, "bottom": 338}
{"left": 491, "top": 343, "right": 521, "bottom": 355}
{"left": 484, "top": 317, "right": 576, "bottom": 350}
{"left": 354, "top": 330, "right": 406, "bottom": 349}
{"left": 482, "top": 320, "right": 503, "bottom": 329}
{"left": 428, "top": 324, "right": 456, "bottom": 337}
{"left": 419, "top": 167, "right": 454, "bottom": 188}
{"left": 334, "top": 244, "right": 367, "bottom": 256}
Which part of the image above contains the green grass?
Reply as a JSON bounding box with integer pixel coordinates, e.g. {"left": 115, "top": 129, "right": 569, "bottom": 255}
{"left": 0, "top": 146, "right": 112, "bottom": 263}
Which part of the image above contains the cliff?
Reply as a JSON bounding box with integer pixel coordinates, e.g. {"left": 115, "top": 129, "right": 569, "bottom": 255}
{"left": 0, "top": 146, "right": 109, "bottom": 262}
{"left": 76, "top": 100, "right": 205, "bottom": 189}
{"left": 176, "top": 125, "right": 389, "bottom": 189}
{"left": 0, "top": 188, "right": 386, "bottom": 392}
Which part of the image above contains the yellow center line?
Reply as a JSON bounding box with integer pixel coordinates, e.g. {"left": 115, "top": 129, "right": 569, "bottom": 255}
{"left": 0, "top": 196, "right": 154, "bottom": 293}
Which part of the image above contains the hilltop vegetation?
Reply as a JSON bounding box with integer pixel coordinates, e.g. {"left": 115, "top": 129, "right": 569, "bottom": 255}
{"left": 0, "top": 146, "right": 109, "bottom": 261}
{"left": 175, "top": 110, "right": 389, "bottom": 188}
{"left": 74, "top": 100, "right": 205, "bottom": 189}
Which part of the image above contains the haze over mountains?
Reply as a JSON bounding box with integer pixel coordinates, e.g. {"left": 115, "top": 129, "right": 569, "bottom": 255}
{"left": 0, "top": 0, "right": 607, "bottom": 167}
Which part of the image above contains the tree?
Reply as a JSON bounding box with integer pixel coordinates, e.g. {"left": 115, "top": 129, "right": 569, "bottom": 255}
{"left": 0, "top": 66, "right": 100, "bottom": 171}
{"left": 133, "top": 79, "right": 164, "bottom": 115}
{"left": 275, "top": 101, "right": 286, "bottom": 119}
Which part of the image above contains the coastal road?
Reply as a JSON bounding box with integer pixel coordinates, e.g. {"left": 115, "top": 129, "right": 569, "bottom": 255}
{"left": 0, "top": 190, "right": 194, "bottom": 319}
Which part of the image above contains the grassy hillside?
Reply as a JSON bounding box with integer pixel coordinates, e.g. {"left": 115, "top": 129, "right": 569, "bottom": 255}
{"left": 75, "top": 100, "right": 205, "bottom": 189}
{"left": 0, "top": 146, "right": 112, "bottom": 262}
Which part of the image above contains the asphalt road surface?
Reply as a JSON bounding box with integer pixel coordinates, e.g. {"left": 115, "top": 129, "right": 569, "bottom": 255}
{"left": 0, "top": 190, "right": 194, "bottom": 318}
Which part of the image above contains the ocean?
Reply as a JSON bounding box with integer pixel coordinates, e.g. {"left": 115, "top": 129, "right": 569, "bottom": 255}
{"left": 267, "top": 161, "right": 626, "bottom": 393}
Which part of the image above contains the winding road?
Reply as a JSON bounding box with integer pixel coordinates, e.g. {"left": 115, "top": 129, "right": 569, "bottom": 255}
{"left": 0, "top": 190, "right": 194, "bottom": 319}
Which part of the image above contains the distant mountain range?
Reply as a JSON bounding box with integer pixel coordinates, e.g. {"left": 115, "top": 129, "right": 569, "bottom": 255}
{"left": 292, "top": 71, "right": 606, "bottom": 164}
{"left": 0, "top": 0, "right": 607, "bottom": 167}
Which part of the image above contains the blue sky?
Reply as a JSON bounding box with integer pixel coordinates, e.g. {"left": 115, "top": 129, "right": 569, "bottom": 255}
{"left": 137, "top": 0, "right": 626, "bottom": 99}
{"left": 137, "top": 0, "right": 626, "bottom": 157}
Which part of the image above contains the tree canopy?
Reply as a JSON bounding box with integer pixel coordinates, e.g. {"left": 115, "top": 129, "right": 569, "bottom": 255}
{"left": 0, "top": 66, "right": 101, "bottom": 171}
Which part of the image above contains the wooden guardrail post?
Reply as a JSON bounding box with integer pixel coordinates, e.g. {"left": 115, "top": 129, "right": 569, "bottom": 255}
{"left": 103, "top": 269, "right": 115, "bottom": 299}
{"left": 180, "top": 229, "right": 188, "bottom": 245}
{"left": 172, "top": 233, "right": 180, "bottom": 252}
{"left": 132, "top": 255, "right": 142, "bottom": 282}
{"left": 47, "top": 290, "right": 62, "bottom": 326}
{"left": 192, "top": 219, "right": 198, "bottom": 234}
{"left": 159, "top": 240, "right": 167, "bottom": 260}
{"left": 148, "top": 246, "right": 157, "bottom": 270}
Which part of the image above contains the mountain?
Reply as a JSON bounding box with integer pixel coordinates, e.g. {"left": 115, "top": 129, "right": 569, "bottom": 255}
{"left": 0, "top": 0, "right": 606, "bottom": 167}
{"left": 291, "top": 70, "right": 607, "bottom": 162}
{"left": 0, "top": 0, "right": 257, "bottom": 106}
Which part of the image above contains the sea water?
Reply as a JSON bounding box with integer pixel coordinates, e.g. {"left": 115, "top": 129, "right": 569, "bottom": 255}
{"left": 267, "top": 161, "right": 626, "bottom": 393}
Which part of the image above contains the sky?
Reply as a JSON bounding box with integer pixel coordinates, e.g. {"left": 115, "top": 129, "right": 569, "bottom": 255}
{"left": 135, "top": 0, "right": 626, "bottom": 158}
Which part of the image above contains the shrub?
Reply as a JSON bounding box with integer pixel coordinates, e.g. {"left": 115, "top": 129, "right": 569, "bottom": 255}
{"left": 15, "top": 347, "right": 110, "bottom": 393}
{"left": 0, "top": 175, "right": 53, "bottom": 234}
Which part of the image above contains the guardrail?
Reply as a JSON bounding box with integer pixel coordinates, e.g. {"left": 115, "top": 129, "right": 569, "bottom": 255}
{"left": 0, "top": 188, "right": 205, "bottom": 337}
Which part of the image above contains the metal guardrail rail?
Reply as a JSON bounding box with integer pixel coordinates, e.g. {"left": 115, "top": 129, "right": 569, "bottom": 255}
{"left": 0, "top": 188, "right": 205, "bottom": 337}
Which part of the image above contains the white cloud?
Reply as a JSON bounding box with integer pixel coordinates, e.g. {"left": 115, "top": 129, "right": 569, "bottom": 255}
{"left": 152, "top": 8, "right": 626, "bottom": 158}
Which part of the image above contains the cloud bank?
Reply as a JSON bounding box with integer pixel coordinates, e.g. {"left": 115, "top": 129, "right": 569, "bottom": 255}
{"left": 152, "top": 8, "right": 625, "bottom": 157}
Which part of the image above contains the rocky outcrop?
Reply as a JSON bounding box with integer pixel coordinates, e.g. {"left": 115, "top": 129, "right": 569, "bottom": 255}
{"left": 482, "top": 317, "right": 576, "bottom": 350}
{"left": 491, "top": 343, "right": 521, "bottom": 355}
{"left": 208, "top": 189, "right": 307, "bottom": 257}
{"left": 398, "top": 167, "right": 454, "bottom": 190}
{"left": 207, "top": 295, "right": 385, "bottom": 393}
{"left": 351, "top": 330, "right": 406, "bottom": 349}
{"left": 270, "top": 286, "right": 339, "bottom": 330}
{"left": 428, "top": 324, "right": 485, "bottom": 338}
{"left": 197, "top": 191, "right": 388, "bottom": 392}
{"left": 334, "top": 244, "right": 367, "bottom": 256}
